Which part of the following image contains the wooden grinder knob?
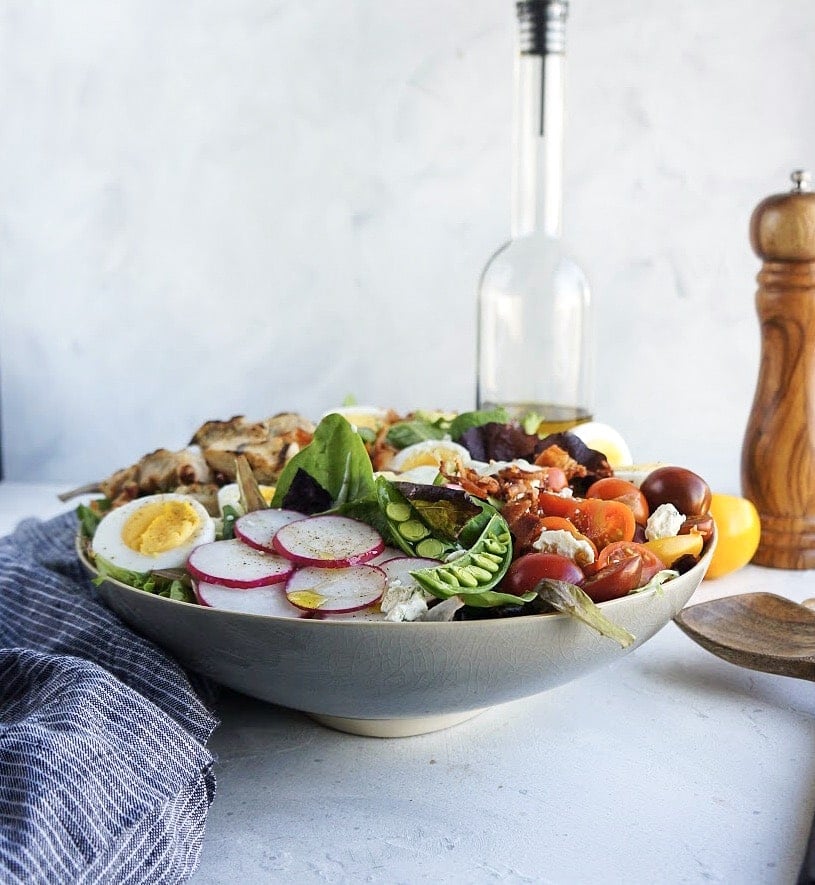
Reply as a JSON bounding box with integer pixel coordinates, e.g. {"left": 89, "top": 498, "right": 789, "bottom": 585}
{"left": 742, "top": 170, "right": 815, "bottom": 568}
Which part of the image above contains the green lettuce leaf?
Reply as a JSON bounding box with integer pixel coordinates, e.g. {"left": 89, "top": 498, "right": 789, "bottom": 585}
{"left": 535, "top": 579, "right": 635, "bottom": 648}
{"left": 448, "top": 587, "right": 536, "bottom": 608}
{"left": 448, "top": 407, "right": 509, "bottom": 441}
{"left": 630, "top": 569, "right": 679, "bottom": 596}
{"left": 93, "top": 555, "right": 159, "bottom": 592}
{"left": 385, "top": 420, "right": 447, "bottom": 450}
{"left": 76, "top": 501, "right": 110, "bottom": 539}
{"left": 93, "top": 555, "right": 196, "bottom": 603}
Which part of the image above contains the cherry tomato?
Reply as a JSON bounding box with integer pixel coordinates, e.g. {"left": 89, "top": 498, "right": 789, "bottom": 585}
{"left": 639, "top": 466, "right": 711, "bottom": 517}
{"left": 644, "top": 532, "right": 704, "bottom": 567}
{"left": 580, "top": 556, "right": 644, "bottom": 603}
{"left": 679, "top": 514, "right": 715, "bottom": 543}
{"left": 595, "top": 541, "right": 664, "bottom": 583}
{"left": 539, "top": 516, "right": 578, "bottom": 534}
{"left": 537, "top": 491, "right": 580, "bottom": 519}
{"left": 538, "top": 517, "right": 598, "bottom": 555}
{"left": 569, "top": 498, "right": 636, "bottom": 552}
{"left": 503, "top": 553, "right": 584, "bottom": 596}
{"left": 705, "top": 494, "right": 760, "bottom": 579}
{"left": 586, "top": 477, "right": 649, "bottom": 526}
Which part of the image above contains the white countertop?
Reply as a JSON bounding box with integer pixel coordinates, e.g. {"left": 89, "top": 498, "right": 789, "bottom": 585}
{"left": 5, "top": 482, "right": 815, "bottom": 884}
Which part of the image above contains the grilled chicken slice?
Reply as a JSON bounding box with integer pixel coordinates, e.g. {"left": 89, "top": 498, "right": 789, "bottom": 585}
{"left": 98, "top": 447, "right": 215, "bottom": 507}
{"left": 190, "top": 412, "right": 314, "bottom": 483}
{"left": 190, "top": 412, "right": 313, "bottom": 449}
{"left": 60, "top": 412, "right": 315, "bottom": 505}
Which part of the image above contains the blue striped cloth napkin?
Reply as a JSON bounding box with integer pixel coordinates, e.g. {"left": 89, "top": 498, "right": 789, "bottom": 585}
{"left": 0, "top": 511, "right": 218, "bottom": 884}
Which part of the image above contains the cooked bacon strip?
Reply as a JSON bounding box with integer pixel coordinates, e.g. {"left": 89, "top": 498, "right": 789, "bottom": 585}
{"left": 443, "top": 462, "right": 561, "bottom": 505}
{"left": 533, "top": 444, "right": 587, "bottom": 481}
{"left": 369, "top": 426, "right": 398, "bottom": 472}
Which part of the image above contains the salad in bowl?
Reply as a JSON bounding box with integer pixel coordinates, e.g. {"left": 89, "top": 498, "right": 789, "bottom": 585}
{"left": 75, "top": 406, "right": 715, "bottom": 647}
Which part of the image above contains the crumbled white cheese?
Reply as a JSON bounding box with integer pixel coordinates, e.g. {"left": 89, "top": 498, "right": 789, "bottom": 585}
{"left": 380, "top": 580, "right": 428, "bottom": 622}
{"left": 470, "top": 459, "right": 544, "bottom": 476}
{"left": 645, "top": 503, "right": 685, "bottom": 541}
{"left": 532, "top": 529, "right": 595, "bottom": 566}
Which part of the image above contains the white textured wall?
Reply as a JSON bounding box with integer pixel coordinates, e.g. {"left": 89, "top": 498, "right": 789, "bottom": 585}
{"left": 1, "top": 1, "right": 813, "bottom": 490}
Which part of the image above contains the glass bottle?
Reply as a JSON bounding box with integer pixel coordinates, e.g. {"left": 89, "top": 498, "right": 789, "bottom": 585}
{"left": 476, "top": 0, "right": 592, "bottom": 433}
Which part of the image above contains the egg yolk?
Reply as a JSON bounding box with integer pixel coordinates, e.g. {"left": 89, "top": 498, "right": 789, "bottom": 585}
{"left": 400, "top": 446, "right": 463, "bottom": 472}
{"left": 121, "top": 500, "right": 201, "bottom": 556}
{"left": 343, "top": 411, "right": 384, "bottom": 431}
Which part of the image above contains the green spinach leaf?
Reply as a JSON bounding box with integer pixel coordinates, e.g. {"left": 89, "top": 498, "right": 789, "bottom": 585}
{"left": 271, "top": 413, "right": 376, "bottom": 510}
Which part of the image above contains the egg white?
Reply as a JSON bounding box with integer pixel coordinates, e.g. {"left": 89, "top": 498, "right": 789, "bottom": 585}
{"left": 91, "top": 493, "right": 216, "bottom": 573}
{"left": 320, "top": 405, "right": 389, "bottom": 432}
{"left": 216, "top": 482, "right": 276, "bottom": 516}
{"left": 569, "top": 421, "right": 633, "bottom": 468}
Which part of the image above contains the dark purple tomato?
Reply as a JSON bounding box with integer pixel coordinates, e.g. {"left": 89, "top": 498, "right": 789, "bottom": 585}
{"left": 580, "top": 556, "right": 644, "bottom": 603}
{"left": 639, "top": 466, "right": 711, "bottom": 517}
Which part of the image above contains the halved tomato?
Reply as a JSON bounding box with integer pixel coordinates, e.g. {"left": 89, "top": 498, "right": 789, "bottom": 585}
{"left": 679, "top": 514, "right": 715, "bottom": 543}
{"left": 644, "top": 533, "right": 704, "bottom": 567}
{"left": 538, "top": 516, "right": 599, "bottom": 559}
{"left": 586, "top": 477, "right": 650, "bottom": 526}
{"left": 539, "top": 515, "right": 577, "bottom": 534}
{"left": 580, "top": 556, "right": 644, "bottom": 603}
{"left": 502, "top": 552, "right": 584, "bottom": 596}
{"left": 596, "top": 540, "right": 664, "bottom": 583}
{"left": 537, "top": 491, "right": 580, "bottom": 519}
{"left": 569, "top": 499, "right": 636, "bottom": 552}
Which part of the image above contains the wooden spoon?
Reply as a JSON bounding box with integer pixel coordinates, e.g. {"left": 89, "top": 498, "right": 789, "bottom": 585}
{"left": 673, "top": 593, "right": 815, "bottom": 681}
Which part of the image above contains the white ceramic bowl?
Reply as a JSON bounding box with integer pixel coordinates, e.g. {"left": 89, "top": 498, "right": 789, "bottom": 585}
{"left": 79, "top": 536, "right": 715, "bottom": 737}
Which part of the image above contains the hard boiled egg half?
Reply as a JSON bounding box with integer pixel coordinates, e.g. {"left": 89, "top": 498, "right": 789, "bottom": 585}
{"left": 568, "top": 421, "right": 633, "bottom": 468}
{"left": 321, "top": 405, "right": 390, "bottom": 433}
{"left": 217, "top": 482, "right": 276, "bottom": 516}
{"left": 92, "top": 493, "right": 216, "bottom": 573}
{"left": 387, "top": 438, "right": 472, "bottom": 483}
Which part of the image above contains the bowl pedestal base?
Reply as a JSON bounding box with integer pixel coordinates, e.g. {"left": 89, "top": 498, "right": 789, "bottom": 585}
{"left": 309, "top": 708, "right": 488, "bottom": 738}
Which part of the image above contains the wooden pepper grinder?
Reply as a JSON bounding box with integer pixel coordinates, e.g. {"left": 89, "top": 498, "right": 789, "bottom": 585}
{"left": 742, "top": 170, "right": 815, "bottom": 568}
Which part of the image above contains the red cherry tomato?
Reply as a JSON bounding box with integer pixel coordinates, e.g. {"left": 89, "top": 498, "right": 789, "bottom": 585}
{"left": 569, "top": 499, "right": 636, "bottom": 552}
{"left": 537, "top": 491, "right": 580, "bottom": 519}
{"left": 540, "top": 516, "right": 578, "bottom": 534}
{"left": 538, "top": 517, "right": 599, "bottom": 557}
{"left": 596, "top": 541, "right": 664, "bottom": 583}
{"left": 580, "top": 556, "right": 644, "bottom": 603}
{"left": 502, "top": 553, "right": 585, "bottom": 596}
{"left": 585, "top": 477, "right": 650, "bottom": 526}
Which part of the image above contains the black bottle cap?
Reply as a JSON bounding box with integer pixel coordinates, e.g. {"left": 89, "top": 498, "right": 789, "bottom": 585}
{"left": 516, "top": 0, "right": 568, "bottom": 56}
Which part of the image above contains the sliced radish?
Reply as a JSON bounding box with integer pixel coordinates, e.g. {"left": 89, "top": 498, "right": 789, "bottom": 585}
{"left": 187, "top": 539, "right": 294, "bottom": 588}
{"left": 196, "top": 581, "right": 307, "bottom": 618}
{"left": 378, "top": 556, "right": 441, "bottom": 590}
{"left": 285, "top": 564, "right": 386, "bottom": 613}
{"left": 234, "top": 508, "right": 305, "bottom": 552}
{"left": 368, "top": 546, "right": 405, "bottom": 565}
{"left": 273, "top": 515, "right": 385, "bottom": 567}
